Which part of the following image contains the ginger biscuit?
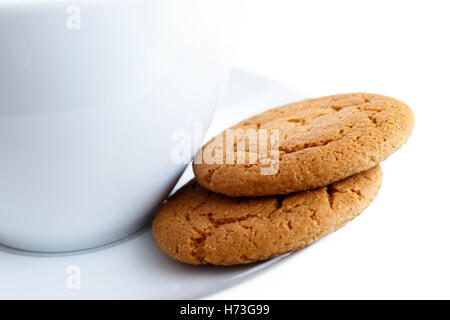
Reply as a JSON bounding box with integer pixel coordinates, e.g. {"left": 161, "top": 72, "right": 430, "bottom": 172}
{"left": 193, "top": 93, "right": 413, "bottom": 197}
{"left": 152, "top": 165, "right": 382, "bottom": 266}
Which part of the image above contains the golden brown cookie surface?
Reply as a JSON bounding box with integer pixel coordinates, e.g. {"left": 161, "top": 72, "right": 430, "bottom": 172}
{"left": 193, "top": 93, "right": 413, "bottom": 196}
{"left": 152, "top": 165, "right": 382, "bottom": 266}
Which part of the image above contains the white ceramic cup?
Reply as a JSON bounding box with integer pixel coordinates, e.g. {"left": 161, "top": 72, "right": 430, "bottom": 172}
{"left": 0, "top": 0, "right": 240, "bottom": 252}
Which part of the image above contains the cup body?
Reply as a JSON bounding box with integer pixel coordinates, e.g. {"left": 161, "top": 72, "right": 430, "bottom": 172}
{"left": 0, "top": 0, "right": 239, "bottom": 252}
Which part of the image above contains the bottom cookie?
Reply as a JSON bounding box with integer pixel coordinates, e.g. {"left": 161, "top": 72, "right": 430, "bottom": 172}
{"left": 152, "top": 165, "right": 382, "bottom": 266}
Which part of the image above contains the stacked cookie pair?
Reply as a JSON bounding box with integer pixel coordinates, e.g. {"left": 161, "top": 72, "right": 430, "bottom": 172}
{"left": 152, "top": 93, "right": 414, "bottom": 265}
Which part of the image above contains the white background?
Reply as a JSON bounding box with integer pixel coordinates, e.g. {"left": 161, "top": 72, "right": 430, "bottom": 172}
{"left": 211, "top": 0, "right": 450, "bottom": 299}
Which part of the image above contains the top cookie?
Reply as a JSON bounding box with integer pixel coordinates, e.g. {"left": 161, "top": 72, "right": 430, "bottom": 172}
{"left": 193, "top": 93, "right": 413, "bottom": 196}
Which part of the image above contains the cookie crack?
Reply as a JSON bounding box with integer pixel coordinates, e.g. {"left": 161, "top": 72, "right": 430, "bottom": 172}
{"left": 204, "top": 165, "right": 221, "bottom": 185}
{"left": 185, "top": 196, "right": 287, "bottom": 263}
{"left": 203, "top": 106, "right": 383, "bottom": 166}
{"left": 205, "top": 212, "right": 259, "bottom": 228}
{"left": 350, "top": 188, "right": 364, "bottom": 200}
{"left": 202, "top": 196, "right": 286, "bottom": 229}
{"left": 277, "top": 107, "right": 384, "bottom": 157}
{"left": 188, "top": 225, "right": 209, "bottom": 264}
{"left": 326, "top": 185, "right": 336, "bottom": 209}
{"left": 279, "top": 123, "right": 356, "bottom": 155}
{"left": 186, "top": 200, "right": 209, "bottom": 221}
{"left": 280, "top": 138, "right": 334, "bottom": 153}
{"left": 241, "top": 225, "right": 260, "bottom": 249}
{"left": 308, "top": 208, "right": 320, "bottom": 226}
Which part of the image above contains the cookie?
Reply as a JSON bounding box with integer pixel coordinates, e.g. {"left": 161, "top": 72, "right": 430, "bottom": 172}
{"left": 193, "top": 93, "right": 413, "bottom": 197}
{"left": 152, "top": 165, "right": 382, "bottom": 266}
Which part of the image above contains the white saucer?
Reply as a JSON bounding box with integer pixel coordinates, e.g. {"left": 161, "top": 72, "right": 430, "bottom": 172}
{"left": 0, "top": 69, "right": 306, "bottom": 299}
